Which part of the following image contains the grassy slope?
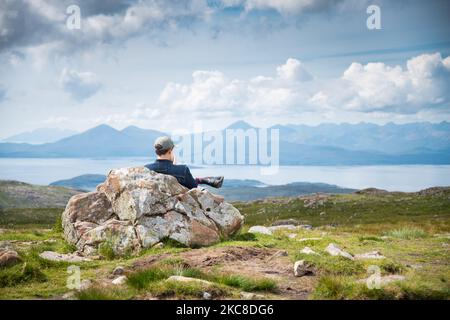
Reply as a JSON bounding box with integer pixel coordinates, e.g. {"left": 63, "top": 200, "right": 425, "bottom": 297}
{"left": 0, "top": 181, "right": 79, "bottom": 228}
{"left": 238, "top": 192, "right": 450, "bottom": 232}
{"left": 0, "top": 190, "right": 449, "bottom": 299}
{"left": 0, "top": 180, "right": 81, "bottom": 209}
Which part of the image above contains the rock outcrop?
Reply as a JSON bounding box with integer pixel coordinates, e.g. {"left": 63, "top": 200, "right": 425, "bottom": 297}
{"left": 325, "top": 243, "right": 354, "bottom": 260}
{"left": 62, "top": 167, "right": 244, "bottom": 256}
{"left": 0, "top": 249, "right": 21, "bottom": 267}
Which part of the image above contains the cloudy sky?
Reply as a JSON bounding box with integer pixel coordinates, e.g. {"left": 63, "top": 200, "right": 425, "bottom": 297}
{"left": 0, "top": 0, "right": 449, "bottom": 137}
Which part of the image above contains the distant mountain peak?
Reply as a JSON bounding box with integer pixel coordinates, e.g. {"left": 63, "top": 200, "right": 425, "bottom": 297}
{"left": 122, "top": 125, "right": 140, "bottom": 131}
{"left": 226, "top": 120, "right": 255, "bottom": 130}
{"left": 87, "top": 124, "right": 119, "bottom": 133}
{"left": 1, "top": 127, "right": 78, "bottom": 144}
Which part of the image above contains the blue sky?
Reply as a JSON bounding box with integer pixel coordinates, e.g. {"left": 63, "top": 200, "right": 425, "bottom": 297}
{"left": 0, "top": 0, "right": 449, "bottom": 137}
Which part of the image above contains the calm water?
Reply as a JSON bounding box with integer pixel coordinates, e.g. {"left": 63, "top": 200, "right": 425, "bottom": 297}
{"left": 0, "top": 157, "right": 449, "bottom": 192}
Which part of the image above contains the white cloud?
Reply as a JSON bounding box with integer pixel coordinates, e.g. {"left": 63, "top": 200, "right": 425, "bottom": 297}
{"left": 276, "top": 57, "right": 312, "bottom": 81}
{"left": 59, "top": 68, "right": 102, "bottom": 101}
{"left": 0, "top": 0, "right": 213, "bottom": 55}
{"left": 158, "top": 64, "right": 309, "bottom": 118}
{"left": 0, "top": 0, "right": 366, "bottom": 62}
{"left": 336, "top": 52, "right": 450, "bottom": 112}
{"left": 157, "top": 53, "right": 450, "bottom": 119}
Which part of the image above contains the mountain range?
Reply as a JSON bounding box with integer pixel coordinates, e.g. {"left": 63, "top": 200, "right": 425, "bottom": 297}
{"left": 1, "top": 128, "right": 78, "bottom": 144}
{"left": 0, "top": 124, "right": 165, "bottom": 157}
{"left": 0, "top": 121, "right": 449, "bottom": 165}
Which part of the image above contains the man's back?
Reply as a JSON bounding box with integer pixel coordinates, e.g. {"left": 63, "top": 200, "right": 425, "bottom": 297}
{"left": 145, "top": 159, "right": 198, "bottom": 189}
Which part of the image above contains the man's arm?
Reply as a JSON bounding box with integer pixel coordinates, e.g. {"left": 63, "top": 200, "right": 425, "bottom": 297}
{"left": 184, "top": 166, "right": 198, "bottom": 189}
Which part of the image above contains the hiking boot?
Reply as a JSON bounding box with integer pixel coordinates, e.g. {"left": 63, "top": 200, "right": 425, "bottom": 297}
{"left": 197, "top": 176, "right": 224, "bottom": 188}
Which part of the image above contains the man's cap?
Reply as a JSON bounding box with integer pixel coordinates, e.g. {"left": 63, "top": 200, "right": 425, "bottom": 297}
{"left": 154, "top": 136, "right": 175, "bottom": 152}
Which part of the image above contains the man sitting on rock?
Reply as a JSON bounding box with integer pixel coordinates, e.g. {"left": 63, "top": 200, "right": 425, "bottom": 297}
{"left": 145, "top": 136, "right": 224, "bottom": 190}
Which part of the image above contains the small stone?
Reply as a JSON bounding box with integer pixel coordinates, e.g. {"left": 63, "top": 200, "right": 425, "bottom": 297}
{"left": 272, "top": 250, "right": 288, "bottom": 258}
{"left": 358, "top": 275, "right": 406, "bottom": 286}
{"left": 268, "top": 225, "right": 298, "bottom": 232}
{"left": 293, "top": 260, "right": 314, "bottom": 277}
{"left": 61, "top": 291, "right": 76, "bottom": 300}
{"left": 79, "top": 279, "right": 92, "bottom": 291}
{"left": 300, "top": 247, "right": 319, "bottom": 255}
{"left": 271, "top": 219, "right": 300, "bottom": 226}
{"left": 325, "top": 243, "right": 354, "bottom": 260}
{"left": 319, "top": 212, "right": 326, "bottom": 216}
{"left": 288, "top": 233, "right": 297, "bottom": 239}
{"left": 248, "top": 226, "right": 272, "bottom": 235}
{"left": 0, "top": 249, "right": 21, "bottom": 267}
{"left": 166, "top": 275, "right": 213, "bottom": 286}
{"left": 112, "top": 266, "right": 125, "bottom": 275}
{"left": 112, "top": 275, "right": 127, "bottom": 285}
{"left": 153, "top": 242, "right": 164, "bottom": 249}
{"left": 202, "top": 292, "right": 212, "bottom": 300}
{"left": 298, "top": 237, "right": 322, "bottom": 242}
{"left": 39, "top": 251, "right": 91, "bottom": 263}
{"left": 240, "top": 292, "right": 265, "bottom": 300}
{"left": 354, "top": 251, "right": 385, "bottom": 260}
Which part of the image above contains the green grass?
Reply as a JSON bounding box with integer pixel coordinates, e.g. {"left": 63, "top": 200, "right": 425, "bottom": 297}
{"left": 125, "top": 262, "right": 276, "bottom": 299}
{"left": 0, "top": 208, "right": 63, "bottom": 229}
{"left": 98, "top": 241, "right": 117, "bottom": 260}
{"left": 126, "top": 264, "right": 210, "bottom": 289}
{"left": 213, "top": 274, "right": 276, "bottom": 292}
{"left": 294, "top": 252, "right": 366, "bottom": 276}
{"left": 0, "top": 262, "right": 47, "bottom": 288}
{"left": 0, "top": 180, "right": 79, "bottom": 209}
{"left": 76, "top": 287, "right": 133, "bottom": 300}
{"left": 127, "top": 268, "right": 172, "bottom": 290}
{"left": 146, "top": 279, "right": 228, "bottom": 299}
{"left": 125, "top": 264, "right": 232, "bottom": 299}
{"left": 385, "top": 227, "right": 428, "bottom": 240}
{"left": 1, "top": 190, "right": 449, "bottom": 300}
{"left": 311, "top": 273, "right": 450, "bottom": 300}
{"left": 235, "top": 192, "right": 450, "bottom": 232}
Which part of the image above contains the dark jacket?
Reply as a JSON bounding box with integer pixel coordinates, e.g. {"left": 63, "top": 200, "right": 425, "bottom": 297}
{"left": 145, "top": 159, "right": 198, "bottom": 189}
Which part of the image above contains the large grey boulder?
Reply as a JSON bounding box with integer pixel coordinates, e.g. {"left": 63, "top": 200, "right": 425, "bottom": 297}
{"left": 62, "top": 167, "right": 244, "bottom": 256}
